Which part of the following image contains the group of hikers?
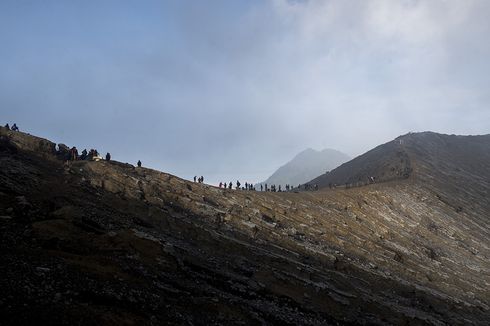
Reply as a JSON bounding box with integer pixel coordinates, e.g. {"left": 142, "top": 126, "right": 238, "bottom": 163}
{"left": 3, "top": 122, "right": 145, "bottom": 168}
{"left": 193, "top": 178, "right": 318, "bottom": 193}
{"left": 300, "top": 183, "right": 319, "bottom": 191}
{"left": 65, "top": 146, "right": 108, "bottom": 162}
{"left": 262, "top": 183, "right": 298, "bottom": 192}
{"left": 62, "top": 145, "right": 142, "bottom": 168}
{"left": 217, "top": 181, "right": 256, "bottom": 191}
{"left": 4, "top": 123, "right": 19, "bottom": 131}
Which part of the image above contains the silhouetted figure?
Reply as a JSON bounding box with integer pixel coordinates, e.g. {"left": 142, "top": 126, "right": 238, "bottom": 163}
{"left": 11, "top": 123, "right": 19, "bottom": 131}
{"left": 265, "top": 183, "right": 268, "bottom": 192}
{"left": 4, "top": 123, "right": 9, "bottom": 130}
{"left": 228, "top": 182, "right": 232, "bottom": 189}
{"left": 106, "top": 152, "right": 111, "bottom": 161}
{"left": 236, "top": 180, "right": 241, "bottom": 190}
{"left": 194, "top": 176, "right": 197, "bottom": 182}
{"left": 201, "top": 176, "right": 204, "bottom": 184}
{"left": 69, "top": 147, "right": 78, "bottom": 161}
{"left": 260, "top": 184, "right": 263, "bottom": 191}
{"left": 137, "top": 160, "right": 142, "bottom": 167}
{"left": 80, "top": 149, "right": 88, "bottom": 160}
{"left": 278, "top": 185, "right": 282, "bottom": 192}
{"left": 219, "top": 182, "right": 222, "bottom": 188}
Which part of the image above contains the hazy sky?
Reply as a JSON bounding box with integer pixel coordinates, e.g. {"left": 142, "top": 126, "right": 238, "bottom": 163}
{"left": 1, "top": 0, "right": 489, "bottom": 184}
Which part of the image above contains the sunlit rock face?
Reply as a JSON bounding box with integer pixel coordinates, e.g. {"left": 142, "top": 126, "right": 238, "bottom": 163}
{"left": 1, "top": 127, "right": 489, "bottom": 325}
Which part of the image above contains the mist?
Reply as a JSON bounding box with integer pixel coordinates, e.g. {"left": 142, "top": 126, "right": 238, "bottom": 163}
{"left": 1, "top": 0, "right": 489, "bottom": 185}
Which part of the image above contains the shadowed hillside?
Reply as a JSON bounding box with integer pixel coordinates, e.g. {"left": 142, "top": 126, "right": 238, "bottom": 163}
{"left": 308, "top": 132, "right": 490, "bottom": 193}
{"left": 1, "top": 127, "right": 489, "bottom": 325}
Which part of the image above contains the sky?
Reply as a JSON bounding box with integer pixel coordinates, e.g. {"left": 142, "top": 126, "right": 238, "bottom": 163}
{"left": 1, "top": 0, "right": 489, "bottom": 185}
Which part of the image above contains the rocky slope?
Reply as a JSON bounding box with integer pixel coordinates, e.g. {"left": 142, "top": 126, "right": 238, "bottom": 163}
{"left": 259, "top": 148, "right": 350, "bottom": 188}
{"left": 0, "top": 127, "right": 489, "bottom": 325}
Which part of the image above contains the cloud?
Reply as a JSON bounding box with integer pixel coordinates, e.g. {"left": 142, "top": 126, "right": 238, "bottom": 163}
{"left": 0, "top": 0, "right": 489, "bottom": 184}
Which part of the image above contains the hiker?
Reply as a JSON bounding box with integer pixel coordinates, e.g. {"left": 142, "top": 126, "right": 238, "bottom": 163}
{"left": 201, "top": 176, "right": 204, "bottom": 184}
{"left": 265, "top": 183, "right": 268, "bottom": 192}
{"left": 11, "top": 123, "right": 19, "bottom": 131}
{"left": 106, "top": 152, "right": 111, "bottom": 161}
{"left": 69, "top": 147, "right": 78, "bottom": 161}
{"left": 278, "top": 185, "right": 282, "bottom": 192}
{"left": 137, "top": 160, "right": 142, "bottom": 167}
{"left": 236, "top": 180, "right": 241, "bottom": 190}
{"left": 194, "top": 176, "right": 197, "bottom": 182}
{"left": 260, "top": 184, "right": 263, "bottom": 191}
{"left": 228, "top": 182, "right": 232, "bottom": 189}
{"left": 80, "top": 149, "right": 88, "bottom": 160}
{"left": 245, "top": 182, "right": 248, "bottom": 190}
{"left": 219, "top": 182, "right": 222, "bottom": 188}
{"left": 4, "top": 123, "right": 9, "bottom": 130}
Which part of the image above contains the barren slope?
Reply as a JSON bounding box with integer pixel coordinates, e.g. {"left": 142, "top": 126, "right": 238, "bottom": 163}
{"left": 0, "top": 128, "right": 489, "bottom": 325}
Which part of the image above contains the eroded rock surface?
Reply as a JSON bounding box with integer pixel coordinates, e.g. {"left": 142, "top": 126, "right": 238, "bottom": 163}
{"left": 0, "top": 127, "right": 489, "bottom": 325}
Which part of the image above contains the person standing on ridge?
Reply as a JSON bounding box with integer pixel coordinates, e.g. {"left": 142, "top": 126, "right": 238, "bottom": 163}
{"left": 11, "top": 123, "right": 19, "bottom": 131}
{"left": 4, "top": 123, "right": 9, "bottom": 130}
{"left": 106, "top": 153, "right": 111, "bottom": 161}
{"left": 137, "top": 160, "right": 142, "bottom": 167}
{"left": 70, "top": 147, "right": 78, "bottom": 161}
{"left": 194, "top": 176, "right": 197, "bottom": 182}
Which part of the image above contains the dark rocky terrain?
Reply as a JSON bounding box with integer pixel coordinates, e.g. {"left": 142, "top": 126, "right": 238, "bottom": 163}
{"left": 1, "top": 127, "right": 489, "bottom": 325}
{"left": 259, "top": 148, "right": 350, "bottom": 189}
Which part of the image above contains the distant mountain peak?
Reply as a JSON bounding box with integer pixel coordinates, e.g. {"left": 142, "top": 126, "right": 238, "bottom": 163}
{"left": 259, "top": 148, "right": 350, "bottom": 187}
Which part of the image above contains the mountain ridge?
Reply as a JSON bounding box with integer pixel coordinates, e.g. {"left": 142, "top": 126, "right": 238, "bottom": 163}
{"left": 1, "top": 127, "right": 489, "bottom": 325}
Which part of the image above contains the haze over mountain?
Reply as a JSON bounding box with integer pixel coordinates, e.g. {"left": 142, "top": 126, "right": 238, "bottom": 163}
{"left": 1, "top": 127, "right": 489, "bottom": 325}
{"left": 259, "top": 148, "right": 350, "bottom": 188}
{"left": 2, "top": 1, "right": 490, "bottom": 183}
